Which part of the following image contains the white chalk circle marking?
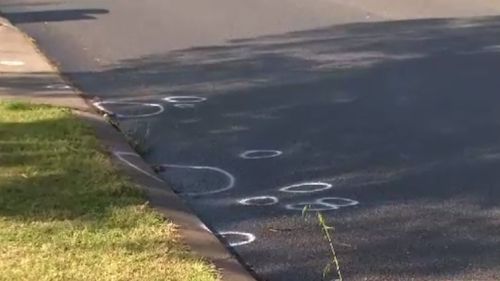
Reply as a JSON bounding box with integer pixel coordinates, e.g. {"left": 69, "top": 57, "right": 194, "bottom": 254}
{"left": 159, "top": 164, "right": 235, "bottom": 196}
{"left": 285, "top": 197, "right": 359, "bottom": 211}
{"left": 200, "top": 223, "right": 212, "bottom": 233}
{"left": 219, "top": 231, "right": 256, "bottom": 247}
{"left": 238, "top": 196, "right": 278, "bottom": 206}
{"left": 0, "top": 60, "right": 25, "bottom": 66}
{"left": 239, "top": 150, "right": 283, "bottom": 159}
{"left": 114, "top": 151, "right": 164, "bottom": 182}
{"left": 279, "top": 182, "right": 332, "bottom": 193}
{"left": 173, "top": 103, "right": 196, "bottom": 109}
{"left": 318, "top": 197, "right": 359, "bottom": 208}
{"left": 163, "top": 96, "right": 207, "bottom": 103}
{"left": 45, "top": 84, "right": 72, "bottom": 90}
{"left": 93, "top": 101, "right": 164, "bottom": 118}
{"left": 286, "top": 202, "right": 338, "bottom": 211}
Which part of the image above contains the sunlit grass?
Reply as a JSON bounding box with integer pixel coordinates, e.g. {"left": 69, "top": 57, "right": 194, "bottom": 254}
{"left": 0, "top": 101, "right": 218, "bottom": 281}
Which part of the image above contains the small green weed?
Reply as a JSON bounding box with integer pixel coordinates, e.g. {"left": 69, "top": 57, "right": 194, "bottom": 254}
{"left": 303, "top": 206, "right": 343, "bottom": 281}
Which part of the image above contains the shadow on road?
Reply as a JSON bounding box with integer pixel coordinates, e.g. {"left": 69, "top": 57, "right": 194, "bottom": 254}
{"left": 3, "top": 14, "right": 500, "bottom": 280}
{"left": 2, "top": 8, "right": 108, "bottom": 23}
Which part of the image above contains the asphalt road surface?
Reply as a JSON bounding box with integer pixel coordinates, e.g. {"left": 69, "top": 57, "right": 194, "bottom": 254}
{"left": 2, "top": 1, "right": 500, "bottom": 280}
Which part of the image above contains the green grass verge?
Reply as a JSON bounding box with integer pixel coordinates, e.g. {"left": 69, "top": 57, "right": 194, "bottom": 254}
{"left": 0, "top": 101, "right": 218, "bottom": 281}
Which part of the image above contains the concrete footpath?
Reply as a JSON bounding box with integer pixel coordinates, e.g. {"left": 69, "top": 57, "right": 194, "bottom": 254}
{"left": 0, "top": 16, "right": 256, "bottom": 281}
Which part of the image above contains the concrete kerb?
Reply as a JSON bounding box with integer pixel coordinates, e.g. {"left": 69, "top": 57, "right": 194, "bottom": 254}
{"left": 77, "top": 112, "right": 258, "bottom": 281}
{"left": 0, "top": 15, "right": 257, "bottom": 281}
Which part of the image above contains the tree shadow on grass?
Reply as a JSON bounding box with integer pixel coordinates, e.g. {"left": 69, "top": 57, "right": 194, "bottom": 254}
{"left": 0, "top": 103, "right": 219, "bottom": 281}
{"left": 0, "top": 106, "right": 142, "bottom": 223}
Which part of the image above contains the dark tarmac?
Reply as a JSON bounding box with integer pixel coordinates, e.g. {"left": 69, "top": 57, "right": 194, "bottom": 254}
{"left": 2, "top": 1, "right": 500, "bottom": 280}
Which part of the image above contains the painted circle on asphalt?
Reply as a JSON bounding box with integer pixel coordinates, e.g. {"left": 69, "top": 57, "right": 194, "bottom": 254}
{"left": 200, "top": 223, "right": 212, "bottom": 233}
{"left": 163, "top": 96, "right": 207, "bottom": 103}
{"left": 45, "top": 84, "right": 72, "bottom": 90}
{"left": 286, "top": 202, "right": 339, "bottom": 211}
{"left": 173, "top": 103, "right": 196, "bottom": 109}
{"left": 285, "top": 197, "right": 359, "bottom": 211}
{"left": 318, "top": 197, "right": 359, "bottom": 208}
{"left": 238, "top": 196, "right": 279, "bottom": 206}
{"left": 113, "top": 151, "right": 164, "bottom": 182}
{"left": 159, "top": 164, "right": 235, "bottom": 196}
{"left": 219, "top": 231, "right": 256, "bottom": 247}
{"left": 239, "top": 150, "right": 283, "bottom": 159}
{"left": 93, "top": 101, "right": 164, "bottom": 118}
{"left": 279, "top": 182, "right": 332, "bottom": 193}
{"left": 0, "top": 60, "right": 25, "bottom": 66}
